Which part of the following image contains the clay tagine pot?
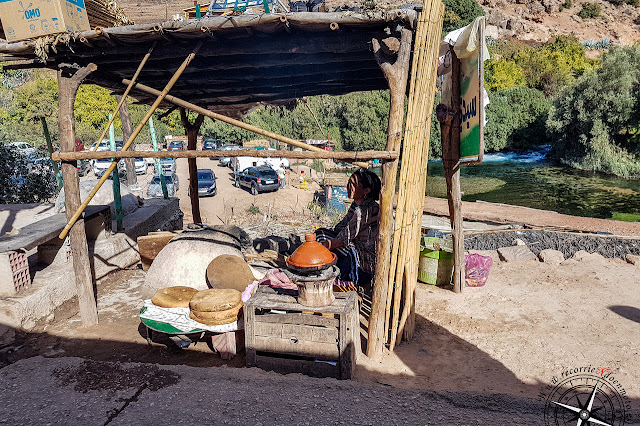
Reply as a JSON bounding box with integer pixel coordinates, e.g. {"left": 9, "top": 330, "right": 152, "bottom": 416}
{"left": 286, "top": 233, "right": 337, "bottom": 272}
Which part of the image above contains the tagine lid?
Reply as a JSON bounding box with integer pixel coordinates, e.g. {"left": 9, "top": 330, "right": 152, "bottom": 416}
{"left": 286, "top": 233, "right": 337, "bottom": 270}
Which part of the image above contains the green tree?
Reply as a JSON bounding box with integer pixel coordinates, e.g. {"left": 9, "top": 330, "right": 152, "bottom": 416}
{"left": 547, "top": 45, "right": 640, "bottom": 177}
{"left": 442, "top": 0, "right": 484, "bottom": 33}
{"left": 484, "top": 58, "right": 526, "bottom": 91}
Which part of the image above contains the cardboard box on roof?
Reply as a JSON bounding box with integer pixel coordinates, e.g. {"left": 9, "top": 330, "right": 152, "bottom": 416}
{"left": 0, "top": 0, "right": 89, "bottom": 42}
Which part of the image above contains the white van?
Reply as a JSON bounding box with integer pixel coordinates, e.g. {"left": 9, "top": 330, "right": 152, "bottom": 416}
{"left": 232, "top": 156, "right": 270, "bottom": 174}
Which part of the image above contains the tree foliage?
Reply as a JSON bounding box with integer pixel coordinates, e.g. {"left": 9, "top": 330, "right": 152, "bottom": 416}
{"left": 547, "top": 45, "right": 640, "bottom": 177}
{"left": 442, "top": 0, "right": 484, "bottom": 33}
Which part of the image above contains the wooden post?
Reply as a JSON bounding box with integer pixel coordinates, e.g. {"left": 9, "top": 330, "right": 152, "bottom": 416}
{"left": 57, "top": 65, "right": 99, "bottom": 326}
{"left": 180, "top": 108, "right": 205, "bottom": 224}
{"left": 366, "top": 28, "right": 413, "bottom": 358}
{"left": 442, "top": 51, "right": 464, "bottom": 293}
{"left": 116, "top": 95, "right": 137, "bottom": 188}
{"left": 41, "top": 117, "right": 62, "bottom": 189}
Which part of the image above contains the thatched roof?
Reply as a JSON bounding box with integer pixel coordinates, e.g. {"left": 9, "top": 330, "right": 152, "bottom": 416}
{"left": 0, "top": 11, "right": 417, "bottom": 117}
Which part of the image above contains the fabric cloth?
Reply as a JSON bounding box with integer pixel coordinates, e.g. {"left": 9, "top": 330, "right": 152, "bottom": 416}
{"left": 332, "top": 198, "right": 379, "bottom": 275}
{"left": 316, "top": 228, "right": 362, "bottom": 284}
{"left": 140, "top": 300, "right": 240, "bottom": 333}
{"left": 258, "top": 268, "right": 297, "bottom": 290}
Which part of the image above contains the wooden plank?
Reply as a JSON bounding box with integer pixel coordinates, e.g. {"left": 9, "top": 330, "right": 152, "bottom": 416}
{"left": 255, "top": 312, "right": 339, "bottom": 328}
{"left": 244, "top": 305, "right": 256, "bottom": 366}
{"left": 254, "top": 354, "right": 339, "bottom": 379}
{"left": 137, "top": 231, "right": 181, "bottom": 271}
{"left": 339, "top": 295, "right": 358, "bottom": 379}
{"left": 253, "top": 322, "right": 338, "bottom": 344}
{"left": 252, "top": 336, "right": 339, "bottom": 361}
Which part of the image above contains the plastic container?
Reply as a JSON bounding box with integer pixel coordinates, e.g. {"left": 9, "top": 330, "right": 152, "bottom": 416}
{"left": 418, "top": 237, "right": 454, "bottom": 285}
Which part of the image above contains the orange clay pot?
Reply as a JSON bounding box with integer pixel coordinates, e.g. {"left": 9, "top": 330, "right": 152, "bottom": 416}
{"left": 286, "top": 233, "right": 337, "bottom": 271}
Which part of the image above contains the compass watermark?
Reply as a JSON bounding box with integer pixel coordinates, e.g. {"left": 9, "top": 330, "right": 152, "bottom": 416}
{"left": 538, "top": 366, "right": 631, "bottom": 425}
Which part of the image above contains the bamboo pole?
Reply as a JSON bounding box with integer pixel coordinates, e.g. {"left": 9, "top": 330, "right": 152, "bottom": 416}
{"left": 59, "top": 42, "right": 203, "bottom": 240}
{"left": 52, "top": 149, "right": 397, "bottom": 162}
{"left": 90, "top": 42, "right": 156, "bottom": 153}
{"left": 122, "top": 79, "right": 370, "bottom": 169}
{"left": 366, "top": 28, "right": 413, "bottom": 359}
{"left": 385, "top": 3, "right": 430, "bottom": 344}
{"left": 396, "top": 0, "right": 445, "bottom": 341}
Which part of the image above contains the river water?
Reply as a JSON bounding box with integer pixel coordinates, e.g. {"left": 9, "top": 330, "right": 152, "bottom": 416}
{"left": 424, "top": 146, "right": 640, "bottom": 221}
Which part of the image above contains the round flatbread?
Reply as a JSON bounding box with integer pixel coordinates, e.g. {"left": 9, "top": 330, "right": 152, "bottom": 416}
{"left": 206, "top": 255, "right": 255, "bottom": 292}
{"left": 189, "top": 288, "right": 242, "bottom": 313}
{"left": 189, "top": 310, "right": 240, "bottom": 325}
{"left": 151, "top": 286, "right": 199, "bottom": 308}
{"left": 191, "top": 303, "right": 243, "bottom": 320}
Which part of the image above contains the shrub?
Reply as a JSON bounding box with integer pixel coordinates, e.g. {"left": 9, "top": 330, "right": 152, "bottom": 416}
{"left": 634, "top": 14, "right": 640, "bottom": 25}
{"left": 559, "top": 0, "right": 572, "bottom": 10}
{"left": 248, "top": 204, "right": 261, "bottom": 215}
{"left": 578, "top": 3, "right": 600, "bottom": 19}
{"left": 484, "top": 58, "right": 526, "bottom": 91}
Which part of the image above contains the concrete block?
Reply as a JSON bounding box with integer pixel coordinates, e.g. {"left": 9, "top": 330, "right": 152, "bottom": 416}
{"left": 497, "top": 245, "right": 537, "bottom": 262}
{"left": 539, "top": 249, "right": 564, "bottom": 264}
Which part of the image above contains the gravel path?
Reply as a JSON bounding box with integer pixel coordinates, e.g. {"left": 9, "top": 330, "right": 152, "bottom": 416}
{"left": 465, "top": 230, "right": 640, "bottom": 259}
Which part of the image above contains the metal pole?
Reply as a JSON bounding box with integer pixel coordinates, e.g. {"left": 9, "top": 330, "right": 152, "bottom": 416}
{"left": 109, "top": 114, "right": 124, "bottom": 232}
{"left": 149, "top": 116, "right": 168, "bottom": 199}
{"left": 41, "top": 117, "right": 62, "bottom": 189}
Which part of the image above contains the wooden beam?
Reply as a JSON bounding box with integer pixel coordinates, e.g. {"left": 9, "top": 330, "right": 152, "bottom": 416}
{"left": 366, "top": 28, "right": 413, "bottom": 359}
{"left": 121, "top": 80, "right": 371, "bottom": 169}
{"left": 57, "top": 64, "right": 99, "bottom": 326}
{"left": 53, "top": 149, "right": 398, "bottom": 162}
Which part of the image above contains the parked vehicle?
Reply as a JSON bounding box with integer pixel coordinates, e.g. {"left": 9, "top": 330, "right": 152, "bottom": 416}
{"left": 167, "top": 140, "right": 184, "bottom": 151}
{"left": 77, "top": 159, "right": 91, "bottom": 176}
{"left": 234, "top": 166, "right": 280, "bottom": 195}
{"left": 189, "top": 169, "right": 217, "bottom": 197}
{"left": 93, "top": 158, "right": 125, "bottom": 178}
{"left": 134, "top": 158, "right": 147, "bottom": 175}
{"left": 232, "top": 156, "right": 269, "bottom": 174}
{"left": 155, "top": 158, "right": 177, "bottom": 174}
{"left": 6, "top": 141, "right": 36, "bottom": 156}
{"left": 27, "top": 157, "right": 53, "bottom": 174}
{"left": 219, "top": 145, "right": 242, "bottom": 166}
{"left": 90, "top": 139, "right": 123, "bottom": 152}
{"left": 202, "top": 139, "right": 220, "bottom": 151}
{"left": 146, "top": 174, "right": 177, "bottom": 198}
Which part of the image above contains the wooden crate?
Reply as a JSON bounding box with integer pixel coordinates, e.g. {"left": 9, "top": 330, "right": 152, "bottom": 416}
{"left": 245, "top": 286, "right": 358, "bottom": 379}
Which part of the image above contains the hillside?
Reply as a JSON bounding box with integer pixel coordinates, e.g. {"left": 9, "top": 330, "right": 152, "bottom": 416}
{"left": 116, "top": 0, "right": 640, "bottom": 45}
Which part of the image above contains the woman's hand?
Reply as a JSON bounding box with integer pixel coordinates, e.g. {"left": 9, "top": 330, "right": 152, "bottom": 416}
{"left": 322, "top": 239, "right": 345, "bottom": 251}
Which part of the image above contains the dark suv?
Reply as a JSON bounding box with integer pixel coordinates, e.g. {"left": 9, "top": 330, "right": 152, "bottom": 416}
{"left": 234, "top": 166, "right": 280, "bottom": 195}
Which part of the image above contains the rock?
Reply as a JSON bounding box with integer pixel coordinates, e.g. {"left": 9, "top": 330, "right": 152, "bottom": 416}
{"left": 0, "top": 323, "right": 15, "bottom": 346}
{"left": 485, "top": 25, "right": 500, "bottom": 39}
{"left": 497, "top": 245, "right": 537, "bottom": 262}
{"left": 570, "top": 250, "right": 605, "bottom": 262}
{"left": 144, "top": 227, "right": 247, "bottom": 291}
{"left": 539, "top": 249, "right": 564, "bottom": 264}
{"left": 514, "top": 238, "right": 527, "bottom": 246}
{"left": 572, "top": 14, "right": 583, "bottom": 22}
{"left": 626, "top": 254, "right": 640, "bottom": 266}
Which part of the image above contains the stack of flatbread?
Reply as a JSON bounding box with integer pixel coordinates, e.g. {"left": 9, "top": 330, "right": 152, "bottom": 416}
{"left": 151, "top": 286, "right": 199, "bottom": 308}
{"left": 189, "top": 288, "right": 243, "bottom": 325}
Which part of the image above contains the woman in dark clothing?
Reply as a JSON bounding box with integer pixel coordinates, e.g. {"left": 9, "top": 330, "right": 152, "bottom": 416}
{"left": 315, "top": 168, "right": 381, "bottom": 288}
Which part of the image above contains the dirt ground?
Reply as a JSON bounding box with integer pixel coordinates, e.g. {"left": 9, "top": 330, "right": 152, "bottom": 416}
{"left": 3, "top": 158, "right": 640, "bottom": 414}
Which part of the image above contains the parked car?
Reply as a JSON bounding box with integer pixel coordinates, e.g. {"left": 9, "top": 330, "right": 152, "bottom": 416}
{"left": 155, "top": 158, "right": 177, "bottom": 174}
{"left": 93, "top": 158, "right": 125, "bottom": 178}
{"left": 188, "top": 169, "right": 217, "bottom": 197}
{"left": 167, "top": 140, "right": 184, "bottom": 151}
{"left": 134, "top": 158, "right": 147, "bottom": 175}
{"left": 77, "top": 159, "right": 91, "bottom": 176}
{"left": 6, "top": 141, "right": 36, "bottom": 156}
{"left": 202, "top": 139, "right": 220, "bottom": 151}
{"left": 27, "top": 157, "right": 53, "bottom": 174}
{"left": 90, "top": 139, "right": 123, "bottom": 152}
{"left": 234, "top": 166, "right": 280, "bottom": 195}
{"left": 146, "top": 173, "right": 177, "bottom": 198}
{"left": 219, "top": 145, "right": 242, "bottom": 167}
